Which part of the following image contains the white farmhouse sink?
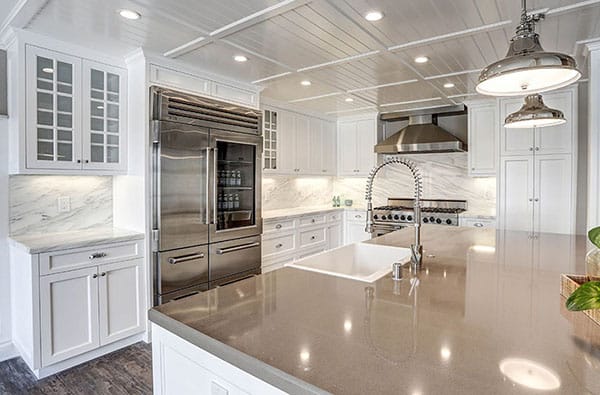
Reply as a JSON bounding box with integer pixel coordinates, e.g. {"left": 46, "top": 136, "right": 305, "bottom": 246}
{"left": 285, "top": 242, "right": 412, "bottom": 283}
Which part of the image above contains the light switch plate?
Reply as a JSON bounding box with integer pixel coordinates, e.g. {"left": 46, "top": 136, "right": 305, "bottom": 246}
{"left": 57, "top": 196, "right": 71, "bottom": 213}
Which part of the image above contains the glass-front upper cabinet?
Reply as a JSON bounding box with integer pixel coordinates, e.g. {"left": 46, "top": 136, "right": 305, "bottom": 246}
{"left": 82, "top": 60, "right": 127, "bottom": 171}
{"left": 26, "top": 46, "right": 82, "bottom": 169}
{"left": 263, "top": 109, "right": 277, "bottom": 171}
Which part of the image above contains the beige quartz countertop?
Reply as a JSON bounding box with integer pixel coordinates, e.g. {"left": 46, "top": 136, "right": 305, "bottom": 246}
{"left": 150, "top": 227, "right": 598, "bottom": 394}
{"left": 263, "top": 206, "right": 364, "bottom": 220}
{"left": 9, "top": 227, "right": 145, "bottom": 254}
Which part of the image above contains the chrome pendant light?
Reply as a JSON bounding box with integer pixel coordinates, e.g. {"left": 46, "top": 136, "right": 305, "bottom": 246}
{"left": 476, "top": 0, "right": 581, "bottom": 96}
{"left": 504, "top": 94, "right": 565, "bottom": 128}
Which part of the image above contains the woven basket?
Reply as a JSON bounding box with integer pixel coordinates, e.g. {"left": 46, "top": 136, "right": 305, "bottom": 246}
{"left": 560, "top": 274, "right": 600, "bottom": 327}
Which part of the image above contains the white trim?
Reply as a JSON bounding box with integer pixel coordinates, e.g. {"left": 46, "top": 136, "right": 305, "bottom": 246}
{"left": 252, "top": 72, "right": 292, "bottom": 84}
{"left": 378, "top": 103, "right": 455, "bottom": 115}
{"left": 346, "top": 79, "right": 418, "bottom": 93}
{"left": 387, "top": 20, "right": 512, "bottom": 52}
{"left": 325, "top": 106, "right": 377, "bottom": 115}
{"left": 0, "top": 340, "right": 17, "bottom": 362}
{"left": 296, "top": 50, "right": 380, "bottom": 72}
{"left": 379, "top": 97, "right": 442, "bottom": 107}
{"left": 588, "top": 48, "right": 600, "bottom": 229}
{"left": 546, "top": 0, "right": 600, "bottom": 16}
{"left": 424, "top": 69, "right": 481, "bottom": 80}
{"left": 288, "top": 91, "right": 344, "bottom": 103}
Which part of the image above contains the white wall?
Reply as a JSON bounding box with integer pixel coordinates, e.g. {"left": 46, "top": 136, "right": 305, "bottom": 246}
{"left": 588, "top": 45, "right": 600, "bottom": 231}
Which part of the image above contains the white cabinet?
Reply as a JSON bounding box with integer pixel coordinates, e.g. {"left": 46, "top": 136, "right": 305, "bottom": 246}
{"left": 467, "top": 100, "right": 498, "bottom": 177}
{"left": 498, "top": 156, "right": 534, "bottom": 232}
{"left": 338, "top": 117, "right": 377, "bottom": 176}
{"left": 263, "top": 107, "right": 336, "bottom": 175}
{"left": 40, "top": 266, "right": 100, "bottom": 366}
{"left": 344, "top": 211, "right": 370, "bottom": 245}
{"left": 327, "top": 221, "right": 342, "bottom": 249}
{"left": 21, "top": 45, "right": 127, "bottom": 174}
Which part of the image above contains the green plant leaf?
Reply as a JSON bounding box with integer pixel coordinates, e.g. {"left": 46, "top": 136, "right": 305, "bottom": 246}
{"left": 589, "top": 227, "right": 600, "bottom": 249}
{"left": 566, "top": 281, "right": 600, "bottom": 311}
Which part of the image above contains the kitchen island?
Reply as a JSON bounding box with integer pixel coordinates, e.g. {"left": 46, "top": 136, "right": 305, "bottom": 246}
{"left": 149, "top": 226, "right": 600, "bottom": 394}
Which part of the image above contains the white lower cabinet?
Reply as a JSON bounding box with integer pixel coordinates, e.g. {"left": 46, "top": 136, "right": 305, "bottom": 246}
{"left": 261, "top": 210, "right": 365, "bottom": 272}
{"left": 10, "top": 239, "right": 145, "bottom": 377}
{"left": 40, "top": 266, "right": 100, "bottom": 366}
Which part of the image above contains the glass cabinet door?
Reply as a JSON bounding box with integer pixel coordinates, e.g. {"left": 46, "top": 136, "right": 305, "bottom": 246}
{"left": 263, "top": 109, "right": 277, "bottom": 170}
{"left": 26, "top": 46, "right": 81, "bottom": 169}
{"left": 215, "top": 140, "right": 257, "bottom": 231}
{"left": 82, "top": 60, "right": 127, "bottom": 171}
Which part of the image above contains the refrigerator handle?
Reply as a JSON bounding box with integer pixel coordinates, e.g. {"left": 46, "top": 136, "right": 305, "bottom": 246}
{"left": 212, "top": 147, "right": 218, "bottom": 226}
{"left": 205, "top": 147, "right": 211, "bottom": 225}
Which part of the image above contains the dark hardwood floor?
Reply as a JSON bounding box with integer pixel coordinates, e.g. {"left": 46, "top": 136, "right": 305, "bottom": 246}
{"left": 0, "top": 342, "right": 152, "bottom": 395}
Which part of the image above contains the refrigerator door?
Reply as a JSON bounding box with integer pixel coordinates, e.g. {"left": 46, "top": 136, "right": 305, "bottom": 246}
{"left": 209, "top": 236, "right": 261, "bottom": 284}
{"left": 154, "top": 121, "right": 210, "bottom": 251}
{"left": 156, "top": 244, "right": 209, "bottom": 297}
{"left": 209, "top": 129, "right": 262, "bottom": 243}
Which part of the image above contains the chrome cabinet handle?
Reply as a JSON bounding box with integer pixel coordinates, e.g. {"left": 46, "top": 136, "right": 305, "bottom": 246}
{"left": 89, "top": 252, "right": 107, "bottom": 260}
{"left": 92, "top": 274, "right": 98, "bottom": 279}
{"left": 168, "top": 253, "right": 205, "bottom": 265}
{"left": 216, "top": 242, "right": 260, "bottom": 255}
{"left": 275, "top": 243, "right": 283, "bottom": 248}
{"left": 101, "top": 272, "right": 106, "bottom": 277}
{"left": 474, "top": 223, "right": 484, "bottom": 228}
{"left": 355, "top": 215, "right": 361, "bottom": 219}
{"left": 275, "top": 224, "right": 282, "bottom": 229}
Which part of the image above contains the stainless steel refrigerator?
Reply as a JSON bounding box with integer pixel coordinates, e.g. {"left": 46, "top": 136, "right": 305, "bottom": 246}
{"left": 151, "top": 87, "right": 263, "bottom": 305}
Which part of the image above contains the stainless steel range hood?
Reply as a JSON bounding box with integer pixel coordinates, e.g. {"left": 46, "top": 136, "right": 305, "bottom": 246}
{"left": 376, "top": 106, "right": 467, "bottom": 154}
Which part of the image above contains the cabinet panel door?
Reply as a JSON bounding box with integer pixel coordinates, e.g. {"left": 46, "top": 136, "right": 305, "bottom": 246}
{"left": 321, "top": 121, "right": 336, "bottom": 174}
{"left": 277, "top": 110, "right": 296, "bottom": 173}
{"left": 498, "top": 156, "right": 534, "bottom": 232}
{"left": 535, "top": 90, "right": 573, "bottom": 155}
{"left": 345, "top": 222, "right": 370, "bottom": 245}
{"left": 327, "top": 222, "right": 342, "bottom": 249}
{"left": 468, "top": 103, "right": 497, "bottom": 176}
{"left": 26, "top": 46, "right": 82, "bottom": 170}
{"left": 534, "top": 155, "right": 573, "bottom": 234}
{"left": 308, "top": 117, "right": 322, "bottom": 174}
{"left": 40, "top": 266, "right": 99, "bottom": 366}
{"left": 356, "top": 119, "right": 376, "bottom": 174}
{"left": 82, "top": 60, "right": 127, "bottom": 171}
{"left": 98, "top": 259, "right": 144, "bottom": 345}
{"left": 294, "top": 115, "right": 310, "bottom": 173}
{"left": 338, "top": 121, "right": 357, "bottom": 175}
{"left": 500, "top": 97, "right": 534, "bottom": 156}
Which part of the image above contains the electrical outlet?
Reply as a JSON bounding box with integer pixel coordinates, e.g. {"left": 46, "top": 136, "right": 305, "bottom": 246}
{"left": 57, "top": 196, "right": 71, "bottom": 213}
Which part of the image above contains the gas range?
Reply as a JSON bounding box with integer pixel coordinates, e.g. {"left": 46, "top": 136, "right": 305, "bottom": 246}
{"left": 372, "top": 198, "right": 467, "bottom": 229}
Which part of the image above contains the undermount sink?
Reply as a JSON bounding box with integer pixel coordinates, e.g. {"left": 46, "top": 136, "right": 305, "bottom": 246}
{"left": 285, "top": 242, "right": 412, "bottom": 283}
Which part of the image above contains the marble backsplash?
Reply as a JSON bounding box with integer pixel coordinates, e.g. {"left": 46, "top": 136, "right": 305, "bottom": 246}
{"left": 9, "top": 175, "right": 113, "bottom": 236}
{"left": 263, "top": 153, "right": 496, "bottom": 215}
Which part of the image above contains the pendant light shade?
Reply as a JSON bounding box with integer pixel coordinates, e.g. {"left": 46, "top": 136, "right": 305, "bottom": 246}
{"left": 476, "top": 1, "right": 581, "bottom": 96}
{"left": 504, "top": 94, "right": 566, "bottom": 128}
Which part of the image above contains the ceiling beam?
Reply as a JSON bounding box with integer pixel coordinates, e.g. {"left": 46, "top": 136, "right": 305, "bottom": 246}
{"left": 296, "top": 50, "right": 380, "bottom": 72}
{"left": 380, "top": 97, "right": 442, "bottom": 108}
{"left": 164, "top": 0, "right": 312, "bottom": 58}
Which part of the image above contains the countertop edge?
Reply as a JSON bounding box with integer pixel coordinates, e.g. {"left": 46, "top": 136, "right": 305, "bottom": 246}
{"left": 148, "top": 310, "right": 330, "bottom": 395}
{"left": 9, "top": 231, "right": 145, "bottom": 254}
{"left": 263, "top": 207, "right": 364, "bottom": 220}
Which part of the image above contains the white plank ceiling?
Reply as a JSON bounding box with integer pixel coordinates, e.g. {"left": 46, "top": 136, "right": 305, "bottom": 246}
{"left": 14, "top": 0, "right": 600, "bottom": 116}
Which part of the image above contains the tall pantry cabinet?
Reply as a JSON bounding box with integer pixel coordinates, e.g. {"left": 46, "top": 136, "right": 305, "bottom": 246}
{"left": 497, "top": 87, "right": 577, "bottom": 234}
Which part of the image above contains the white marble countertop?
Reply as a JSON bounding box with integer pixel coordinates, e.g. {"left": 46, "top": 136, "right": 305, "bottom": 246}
{"left": 9, "top": 227, "right": 145, "bottom": 254}
{"left": 458, "top": 210, "right": 496, "bottom": 220}
{"left": 262, "top": 205, "right": 365, "bottom": 220}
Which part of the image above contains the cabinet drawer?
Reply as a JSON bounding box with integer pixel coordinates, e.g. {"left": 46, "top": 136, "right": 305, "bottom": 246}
{"left": 40, "top": 240, "right": 144, "bottom": 275}
{"left": 296, "top": 245, "right": 327, "bottom": 260}
{"left": 346, "top": 211, "right": 366, "bottom": 222}
{"left": 328, "top": 212, "right": 343, "bottom": 223}
{"left": 298, "top": 227, "right": 326, "bottom": 248}
{"left": 460, "top": 218, "right": 496, "bottom": 228}
{"left": 299, "top": 214, "right": 327, "bottom": 227}
{"left": 262, "top": 233, "right": 295, "bottom": 258}
{"left": 263, "top": 218, "right": 295, "bottom": 234}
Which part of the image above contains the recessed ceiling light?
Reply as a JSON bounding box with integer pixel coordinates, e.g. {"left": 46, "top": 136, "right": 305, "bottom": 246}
{"left": 42, "top": 67, "right": 54, "bottom": 74}
{"left": 119, "top": 9, "right": 141, "bottom": 20}
{"left": 233, "top": 55, "right": 248, "bottom": 62}
{"left": 443, "top": 82, "right": 455, "bottom": 88}
{"left": 300, "top": 80, "right": 312, "bottom": 86}
{"left": 345, "top": 97, "right": 354, "bottom": 102}
{"left": 414, "top": 56, "right": 429, "bottom": 64}
{"left": 365, "top": 11, "right": 384, "bottom": 21}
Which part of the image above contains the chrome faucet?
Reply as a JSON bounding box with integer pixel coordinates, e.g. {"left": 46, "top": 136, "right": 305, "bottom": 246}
{"left": 365, "top": 158, "right": 423, "bottom": 270}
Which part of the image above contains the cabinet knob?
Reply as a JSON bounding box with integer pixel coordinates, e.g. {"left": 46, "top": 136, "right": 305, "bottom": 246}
{"left": 89, "top": 252, "right": 107, "bottom": 260}
{"left": 474, "top": 223, "right": 484, "bottom": 227}
{"left": 77, "top": 159, "right": 81, "bottom": 163}
{"left": 534, "top": 198, "right": 539, "bottom": 202}
{"left": 92, "top": 274, "right": 98, "bottom": 279}
{"left": 311, "top": 219, "right": 315, "bottom": 223}
{"left": 529, "top": 198, "right": 533, "bottom": 202}
{"left": 310, "top": 235, "right": 316, "bottom": 240}
{"left": 535, "top": 147, "right": 540, "bottom": 151}
{"left": 529, "top": 147, "right": 534, "bottom": 151}
{"left": 101, "top": 272, "right": 106, "bottom": 277}
{"left": 85, "top": 159, "right": 89, "bottom": 163}
{"left": 275, "top": 243, "right": 283, "bottom": 248}
{"left": 275, "top": 224, "right": 282, "bottom": 229}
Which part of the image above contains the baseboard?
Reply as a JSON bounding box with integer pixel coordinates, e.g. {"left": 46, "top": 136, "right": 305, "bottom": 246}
{"left": 0, "top": 340, "right": 17, "bottom": 362}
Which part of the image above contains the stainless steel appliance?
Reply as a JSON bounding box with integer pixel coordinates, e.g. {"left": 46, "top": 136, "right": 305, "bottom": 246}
{"left": 372, "top": 198, "right": 467, "bottom": 236}
{"left": 151, "top": 87, "right": 263, "bottom": 304}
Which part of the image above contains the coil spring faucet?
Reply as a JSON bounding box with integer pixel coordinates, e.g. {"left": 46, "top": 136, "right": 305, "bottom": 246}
{"left": 365, "top": 158, "right": 424, "bottom": 270}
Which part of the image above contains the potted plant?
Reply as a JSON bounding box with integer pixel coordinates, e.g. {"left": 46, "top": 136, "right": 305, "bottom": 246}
{"left": 566, "top": 227, "right": 600, "bottom": 311}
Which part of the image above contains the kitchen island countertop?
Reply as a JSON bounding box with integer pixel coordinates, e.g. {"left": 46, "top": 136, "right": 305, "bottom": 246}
{"left": 150, "top": 226, "right": 598, "bottom": 394}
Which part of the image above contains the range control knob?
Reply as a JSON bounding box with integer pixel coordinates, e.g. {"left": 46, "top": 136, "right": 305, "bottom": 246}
{"left": 436, "top": 218, "right": 442, "bottom": 224}
{"left": 400, "top": 215, "right": 406, "bottom": 221}
{"left": 373, "top": 214, "right": 379, "bottom": 220}
{"left": 446, "top": 219, "right": 452, "bottom": 225}
{"left": 423, "top": 217, "right": 429, "bottom": 223}
{"left": 393, "top": 215, "right": 399, "bottom": 220}
{"left": 429, "top": 216, "right": 435, "bottom": 222}
{"left": 407, "top": 215, "right": 413, "bottom": 221}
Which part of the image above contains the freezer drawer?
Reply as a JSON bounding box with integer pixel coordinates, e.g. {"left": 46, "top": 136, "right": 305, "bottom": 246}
{"left": 157, "top": 245, "right": 209, "bottom": 296}
{"left": 210, "top": 236, "right": 261, "bottom": 282}
{"left": 156, "top": 283, "right": 209, "bottom": 305}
